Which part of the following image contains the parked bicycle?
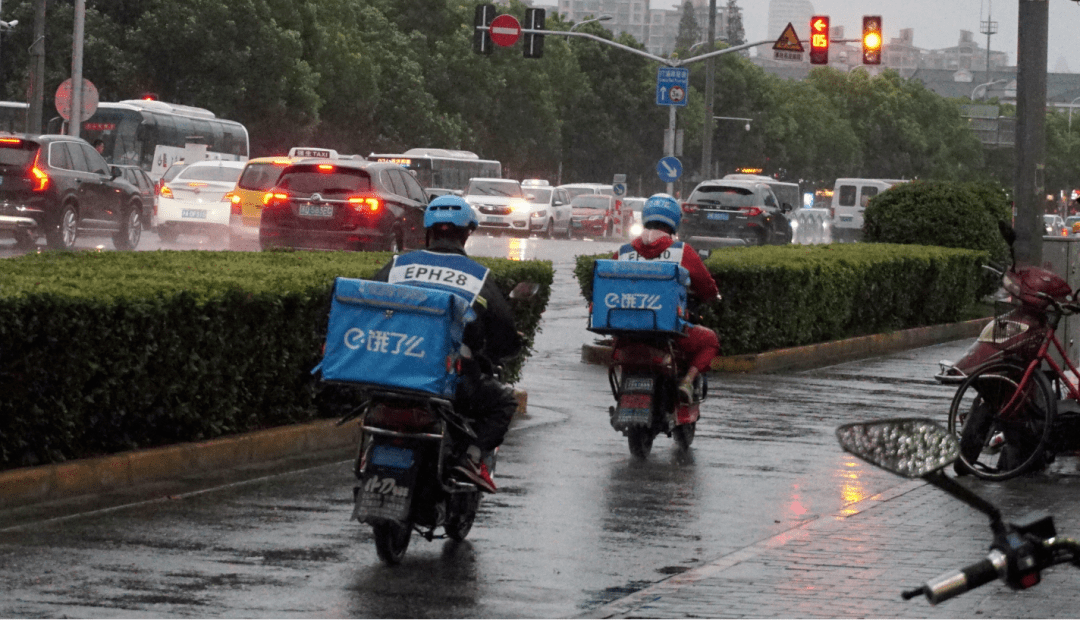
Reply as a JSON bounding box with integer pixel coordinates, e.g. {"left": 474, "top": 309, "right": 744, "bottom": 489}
{"left": 946, "top": 223, "right": 1080, "bottom": 480}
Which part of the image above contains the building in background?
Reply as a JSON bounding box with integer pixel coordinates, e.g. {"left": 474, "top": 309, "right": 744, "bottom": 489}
{"left": 554, "top": 0, "right": 728, "bottom": 57}
{"left": 767, "top": 0, "right": 813, "bottom": 40}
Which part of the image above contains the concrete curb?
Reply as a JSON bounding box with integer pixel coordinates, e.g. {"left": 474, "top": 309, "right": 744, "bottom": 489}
{"left": 0, "top": 389, "right": 529, "bottom": 511}
{"left": 581, "top": 317, "right": 989, "bottom": 373}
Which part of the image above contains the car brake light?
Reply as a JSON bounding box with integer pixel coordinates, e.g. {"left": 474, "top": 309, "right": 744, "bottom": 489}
{"left": 349, "top": 197, "right": 381, "bottom": 213}
{"left": 224, "top": 191, "right": 241, "bottom": 215}
{"left": 0, "top": 137, "right": 21, "bottom": 144}
{"left": 681, "top": 202, "right": 698, "bottom": 213}
{"left": 740, "top": 207, "right": 763, "bottom": 216}
{"left": 160, "top": 184, "right": 174, "bottom": 199}
{"left": 30, "top": 150, "right": 48, "bottom": 192}
{"left": 317, "top": 164, "right": 334, "bottom": 172}
{"left": 263, "top": 191, "right": 288, "bottom": 205}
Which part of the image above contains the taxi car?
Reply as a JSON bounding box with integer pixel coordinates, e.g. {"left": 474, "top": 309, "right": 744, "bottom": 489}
{"left": 228, "top": 147, "right": 338, "bottom": 250}
{"left": 156, "top": 159, "right": 245, "bottom": 244}
{"left": 463, "top": 177, "right": 530, "bottom": 236}
{"left": 521, "top": 179, "right": 572, "bottom": 238}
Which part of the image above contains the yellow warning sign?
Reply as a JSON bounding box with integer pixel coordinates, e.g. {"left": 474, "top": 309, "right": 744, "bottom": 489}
{"left": 772, "top": 22, "right": 804, "bottom": 52}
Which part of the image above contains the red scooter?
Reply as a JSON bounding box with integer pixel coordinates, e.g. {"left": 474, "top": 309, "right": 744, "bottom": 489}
{"left": 934, "top": 224, "right": 1071, "bottom": 386}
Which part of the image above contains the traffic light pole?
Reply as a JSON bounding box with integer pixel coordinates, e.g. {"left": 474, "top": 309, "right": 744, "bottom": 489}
{"left": 512, "top": 27, "right": 772, "bottom": 68}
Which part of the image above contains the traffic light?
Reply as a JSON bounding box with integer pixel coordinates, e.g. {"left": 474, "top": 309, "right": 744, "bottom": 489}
{"left": 473, "top": 3, "right": 496, "bottom": 55}
{"left": 523, "top": 8, "right": 545, "bottom": 59}
{"left": 809, "top": 16, "right": 829, "bottom": 65}
{"left": 862, "top": 15, "right": 882, "bottom": 65}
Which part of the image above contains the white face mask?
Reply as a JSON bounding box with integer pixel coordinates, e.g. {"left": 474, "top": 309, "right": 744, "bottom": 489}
{"left": 641, "top": 228, "right": 671, "bottom": 244}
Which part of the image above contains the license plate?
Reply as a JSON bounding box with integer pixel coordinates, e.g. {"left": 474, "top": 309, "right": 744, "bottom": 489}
{"left": 840, "top": 216, "right": 853, "bottom": 222}
{"left": 623, "top": 376, "right": 654, "bottom": 392}
{"left": 299, "top": 204, "right": 334, "bottom": 218}
{"left": 371, "top": 445, "right": 414, "bottom": 469}
{"left": 181, "top": 209, "right": 206, "bottom": 219}
{"left": 485, "top": 216, "right": 502, "bottom": 223}
{"left": 707, "top": 212, "right": 729, "bottom": 221}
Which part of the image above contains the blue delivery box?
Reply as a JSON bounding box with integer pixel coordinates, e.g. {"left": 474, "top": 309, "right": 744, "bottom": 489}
{"left": 318, "top": 277, "right": 476, "bottom": 398}
{"left": 588, "top": 259, "right": 690, "bottom": 335}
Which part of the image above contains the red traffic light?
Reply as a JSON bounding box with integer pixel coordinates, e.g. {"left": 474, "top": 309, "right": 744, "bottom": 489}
{"left": 809, "top": 16, "right": 829, "bottom": 65}
{"left": 862, "top": 15, "right": 882, "bottom": 65}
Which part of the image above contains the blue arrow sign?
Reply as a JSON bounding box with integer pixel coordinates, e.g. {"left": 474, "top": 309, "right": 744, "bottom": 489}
{"left": 656, "top": 67, "right": 689, "bottom": 107}
{"left": 612, "top": 182, "right": 627, "bottom": 197}
{"left": 656, "top": 156, "right": 682, "bottom": 182}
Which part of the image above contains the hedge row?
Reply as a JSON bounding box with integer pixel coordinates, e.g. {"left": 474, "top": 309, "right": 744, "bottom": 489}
{"left": 575, "top": 243, "right": 986, "bottom": 356}
{"left": 0, "top": 250, "right": 553, "bottom": 471}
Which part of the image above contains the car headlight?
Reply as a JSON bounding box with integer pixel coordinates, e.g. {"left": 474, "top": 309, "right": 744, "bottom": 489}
{"left": 510, "top": 199, "right": 529, "bottom": 212}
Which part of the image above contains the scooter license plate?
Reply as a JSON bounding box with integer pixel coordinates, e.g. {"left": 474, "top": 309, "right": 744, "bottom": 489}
{"left": 371, "top": 445, "right": 414, "bottom": 469}
{"left": 622, "top": 376, "right": 653, "bottom": 392}
{"left": 353, "top": 462, "right": 416, "bottom": 522}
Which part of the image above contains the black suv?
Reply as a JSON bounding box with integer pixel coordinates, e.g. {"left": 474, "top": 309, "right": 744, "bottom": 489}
{"left": 259, "top": 158, "right": 428, "bottom": 252}
{"left": 679, "top": 179, "right": 793, "bottom": 246}
{"left": 0, "top": 134, "right": 146, "bottom": 250}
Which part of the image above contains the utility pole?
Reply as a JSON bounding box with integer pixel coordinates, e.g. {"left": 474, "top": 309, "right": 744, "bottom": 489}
{"left": 700, "top": 0, "right": 717, "bottom": 181}
{"left": 27, "top": 0, "right": 44, "bottom": 133}
{"left": 980, "top": 0, "right": 997, "bottom": 84}
{"left": 68, "top": 0, "right": 84, "bottom": 137}
{"left": 1013, "top": 0, "right": 1048, "bottom": 267}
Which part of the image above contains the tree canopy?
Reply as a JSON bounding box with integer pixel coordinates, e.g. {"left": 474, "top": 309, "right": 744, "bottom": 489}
{"left": 0, "top": 0, "right": 1052, "bottom": 197}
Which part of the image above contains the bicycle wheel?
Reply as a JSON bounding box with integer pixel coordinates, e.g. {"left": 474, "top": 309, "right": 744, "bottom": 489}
{"left": 947, "top": 362, "right": 1056, "bottom": 480}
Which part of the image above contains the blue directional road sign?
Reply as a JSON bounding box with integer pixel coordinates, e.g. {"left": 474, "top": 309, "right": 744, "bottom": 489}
{"left": 656, "top": 156, "right": 683, "bottom": 182}
{"left": 612, "top": 182, "right": 627, "bottom": 197}
{"left": 656, "top": 67, "right": 689, "bottom": 107}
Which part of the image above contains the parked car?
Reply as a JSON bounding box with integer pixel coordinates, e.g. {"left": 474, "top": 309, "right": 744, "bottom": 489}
{"left": 1045, "top": 214, "right": 1068, "bottom": 237}
{"left": 112, "top": 164, "right": 156, "bottom": 235}
{"left": 259, "top": 158, "right": 428, "bottom": 252}
{"left": 680, "top": 179, "right": 793, "bottom": 246}
{"left": 0, "top": 133, "right": 146, "bottom": 250}
{"left": 463, "top": 177, "right": 530, "bottom": 236}
{"left": 569, "top": 194, "right": 617, "bottom": 238}
{"left": 522, "top": 180, "right": 572, "bottom": 238}
{"left": 156, "top": 160, "right": 246, "bottom": 244}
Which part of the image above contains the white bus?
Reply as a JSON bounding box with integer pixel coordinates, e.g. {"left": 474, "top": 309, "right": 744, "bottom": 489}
{"left": 48, "top": 99, "right": 249, "bottom": 180}
{"left": 369, "top": 148, "right": 501, "bottom": 193}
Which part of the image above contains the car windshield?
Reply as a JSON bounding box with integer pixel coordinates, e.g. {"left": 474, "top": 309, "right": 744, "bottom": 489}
{"left": 238, "top": 163, "right": 285, "bottom": 191}
{"left": 691, "top": 185, "right": 758, "bottom": 208}
{"left": 178, "top": 165, "right": 243, "bottom": 183}
{"left": 278, "top": 167, "right": 372, "bottom": 195}
{"left": 563, "top": 187, "right": 595, "bottom": 200}
{"left": 467, "top": 180, "right": 522, "bottom": 197}
{"left": 572, "top": 195, "right": 610, "bottom": 209}
{"left": 528, "top": 188, "right": 552, "bottom": 203}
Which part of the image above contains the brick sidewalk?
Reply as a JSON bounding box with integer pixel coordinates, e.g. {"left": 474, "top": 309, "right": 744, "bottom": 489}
{"left": 585, "top": 471, "right": 1080, "bottom": 618}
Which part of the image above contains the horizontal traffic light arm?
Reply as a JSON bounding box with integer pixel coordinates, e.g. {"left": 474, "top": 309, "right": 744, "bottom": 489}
{"left": 477, "top": 25, "right": 772, "bottom": 67}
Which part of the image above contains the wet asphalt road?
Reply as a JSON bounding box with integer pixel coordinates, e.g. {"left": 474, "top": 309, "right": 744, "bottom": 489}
{"left": 0, "top": 231, "right": 974, "bottom": 617}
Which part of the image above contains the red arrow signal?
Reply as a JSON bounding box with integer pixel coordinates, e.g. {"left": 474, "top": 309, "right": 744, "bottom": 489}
{"left": 812, "top": 18, "right": 827, "bottom": 33}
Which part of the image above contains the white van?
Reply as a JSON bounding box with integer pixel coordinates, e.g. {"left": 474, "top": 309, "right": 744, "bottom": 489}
{"left": 830, "top": 178, "right": 908, "bottom": 242}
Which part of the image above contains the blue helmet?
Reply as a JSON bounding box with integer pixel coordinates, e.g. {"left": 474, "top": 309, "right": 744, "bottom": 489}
{"left": 424, "top": 195, "right": 478, "bottom": 231}
{"left": 642, "top": 193, "right": 682, "bottom": 232}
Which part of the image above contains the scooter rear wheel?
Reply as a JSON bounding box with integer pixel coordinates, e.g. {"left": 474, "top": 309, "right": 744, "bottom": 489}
{"left": 445, "top": 492, "right": 480, "bottom": 542}
{"left": 673, "top": 422, "right": 696, "bottom": 450}
{"left": 372, "top": 520, "right": 412, "bottom": 565}
{"left": 627, "top": 427, "right": 654, "bottom": 459}
{"left": 948, "top": 362, "right": 1055, "bottom": 480}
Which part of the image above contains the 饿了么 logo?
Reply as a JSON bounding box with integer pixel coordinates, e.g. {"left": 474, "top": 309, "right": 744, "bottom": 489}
{"left": 604, "top": 292, "right": 662, "bottom": 310}
{"left": 344, "top": 327, "right": 426, "bottom": 358}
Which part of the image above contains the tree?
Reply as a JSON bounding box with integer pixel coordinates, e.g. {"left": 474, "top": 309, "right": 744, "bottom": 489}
{"left": 725, "top": 0, "right": 745, "bottom": 47}
{"left": 674, "top": 1, "right": 701, "bottom": 53}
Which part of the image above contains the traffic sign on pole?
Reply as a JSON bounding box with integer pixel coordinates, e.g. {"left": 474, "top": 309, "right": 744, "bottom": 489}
{"left": 655, "top": 67, "right": 689, "bottom": 107}
{"left": 656, "top": 156, "right": 683, "bottom": 183}
{"left": 489, "top": 14, "right": 521, "bottom": 47}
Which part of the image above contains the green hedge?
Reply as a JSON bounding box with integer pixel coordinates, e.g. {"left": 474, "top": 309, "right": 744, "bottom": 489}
{"left": 575, "top": 243, "right": 986, "bottom": 356}
{"left": 0, "top": 250, "right": 552, "bottom": 470}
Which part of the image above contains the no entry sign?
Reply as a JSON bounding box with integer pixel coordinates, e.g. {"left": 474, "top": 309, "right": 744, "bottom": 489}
{"left": 490, "top": 14, "right": 521, "bottom": 47}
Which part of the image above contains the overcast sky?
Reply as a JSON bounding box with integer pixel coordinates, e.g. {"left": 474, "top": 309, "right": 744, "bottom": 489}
{"left": 540, "top": 1, "right": 1080, "bottom": 72}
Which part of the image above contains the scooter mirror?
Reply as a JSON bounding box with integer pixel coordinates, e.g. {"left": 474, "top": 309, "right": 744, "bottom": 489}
{"left": 509, "top": 281, "right": 541, "bottom": 300}
{"left": 836, "top": 418, "right": 959, "bottom": 478}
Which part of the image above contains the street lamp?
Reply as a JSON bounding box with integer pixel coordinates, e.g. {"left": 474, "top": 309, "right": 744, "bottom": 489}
{"left": 970, "top": 78, "right": 1007, "bottom": 102}
{"left": 567, "top": 15, "right": 612, "bottom": 41}
{"left": 1068, "top": 95, "right": 1080, "bottom": 131}
{"left": 714, "top": 116, "right": 752, "bottom": 132}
